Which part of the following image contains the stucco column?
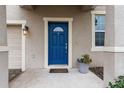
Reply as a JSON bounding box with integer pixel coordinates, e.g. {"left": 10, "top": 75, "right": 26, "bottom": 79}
{"left": 104, "top": 5, "right": 124, "bottom": 86}
{"left": 0, "top": 5, "right": 8, "bottom": 88}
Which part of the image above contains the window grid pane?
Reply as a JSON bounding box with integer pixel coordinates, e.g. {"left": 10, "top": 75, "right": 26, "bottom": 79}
{"left": 95, "top": 15, "right": 105, "bottom": 46}
{"left": 95, "top": 32, "right": 105, "bottom": 46}
{"left": 95, "top": 15, "right": 105, "bottom": 31}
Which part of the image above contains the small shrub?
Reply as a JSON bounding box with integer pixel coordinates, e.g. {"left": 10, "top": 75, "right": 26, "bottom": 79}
{"left": 108, "top": 76, "right": 124, "bottom": 88}
{"left": 77, "top": 54, "right": 92, "bottom": 64}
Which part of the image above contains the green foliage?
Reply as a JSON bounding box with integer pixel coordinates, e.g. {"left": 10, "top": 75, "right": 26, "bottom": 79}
{"left": 108, "top": 76, "right": 124, "bottom": 88}
{"left": 77, "top": 54, "right": 92, "bottom": 64}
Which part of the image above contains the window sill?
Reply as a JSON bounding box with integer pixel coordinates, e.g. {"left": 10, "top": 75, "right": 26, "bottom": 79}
{"left": 0, "top": 46, "right": 8, "bottom": 52}
{"left": 91, "top": 47, "right": 124, "bottom": 52}
{"left": 91, "top": 47, "right": 105, "bottom": 52}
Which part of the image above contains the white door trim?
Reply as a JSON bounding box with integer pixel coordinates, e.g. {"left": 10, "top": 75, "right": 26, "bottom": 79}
{"left": 7, "top": 20, "right": 26, "bottom": 72}
{"left": 43, "top": 17, "right": 73, "bottom": 69}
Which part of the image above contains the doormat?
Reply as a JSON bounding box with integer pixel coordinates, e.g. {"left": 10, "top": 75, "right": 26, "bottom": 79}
{"left": 49, "top": 69, "right": 68, "bottom": 73}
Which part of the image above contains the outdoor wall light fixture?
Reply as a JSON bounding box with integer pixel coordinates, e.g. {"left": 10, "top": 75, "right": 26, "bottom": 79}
{"left": 23, "top": 25, "right": 29, "bottom": 36}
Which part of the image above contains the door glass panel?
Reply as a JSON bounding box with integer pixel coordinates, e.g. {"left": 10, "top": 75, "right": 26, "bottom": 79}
{"left": 53, "top": 27, "right": 64, "bottom": 32}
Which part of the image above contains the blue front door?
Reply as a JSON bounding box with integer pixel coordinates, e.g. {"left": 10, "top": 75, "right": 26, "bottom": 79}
{"left": 48, "top": 22, "right": 68, "bottom": 65}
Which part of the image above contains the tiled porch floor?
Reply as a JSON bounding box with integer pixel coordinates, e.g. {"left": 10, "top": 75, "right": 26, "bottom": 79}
{"left": 9, "top": 69, "right": 104, "bottom": 88}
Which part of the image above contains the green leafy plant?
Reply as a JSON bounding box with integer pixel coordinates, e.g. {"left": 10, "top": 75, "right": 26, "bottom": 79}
{"left": 108, "top": 76, "right": 124, "bottom": 88}
{"left": 77, "top": 54, "right": 92, "bottom": 64}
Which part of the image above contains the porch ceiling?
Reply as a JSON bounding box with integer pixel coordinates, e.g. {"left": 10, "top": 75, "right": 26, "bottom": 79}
{"left": 80, "top": 5, "right": 96, "bottom": 12}
{"left": 20, "top": 5, "right": 37, "bottom": 10}
{"left": 20, "top": 5, "right": 96, "bottom": 11}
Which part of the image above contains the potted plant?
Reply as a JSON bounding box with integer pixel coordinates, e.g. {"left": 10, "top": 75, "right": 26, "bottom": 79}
{"left": 77, "top": 54, "right": 92, "bottom": 74}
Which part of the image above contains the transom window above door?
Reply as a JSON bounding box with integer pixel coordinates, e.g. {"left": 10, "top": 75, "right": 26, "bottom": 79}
{"left": 53, "top": 27, "right": 64, "bottom": 32}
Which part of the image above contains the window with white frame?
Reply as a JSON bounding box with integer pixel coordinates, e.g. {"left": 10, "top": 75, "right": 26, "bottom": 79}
{"left": 91, "top": 11, "right": 105, "bottom": 51}
{"left": 95, "top": 15, "right": 105, "bottom": 46}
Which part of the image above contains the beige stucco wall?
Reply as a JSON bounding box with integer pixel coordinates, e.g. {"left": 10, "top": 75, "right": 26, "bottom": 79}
{"left": 0, "top": 5, "right": 8, "bottom": 88}
{"left": 0, "top": 6, "right": 7, "bottom": 46}
{"left": 6, "top": 5, "right": 106, "bottom": 69}
{"left": 0, "top": 52, "right": 8, "bottom": 87}
{"left": 104, "top": 5, "right": 124, "bottom": 86}
{"left": 114, "top": 6, "right": 124, "bottom": 77}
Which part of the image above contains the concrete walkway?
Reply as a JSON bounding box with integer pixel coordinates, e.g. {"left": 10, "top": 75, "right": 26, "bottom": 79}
{"left": 9, "top": 69, "right": 104, "bottom": 88}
